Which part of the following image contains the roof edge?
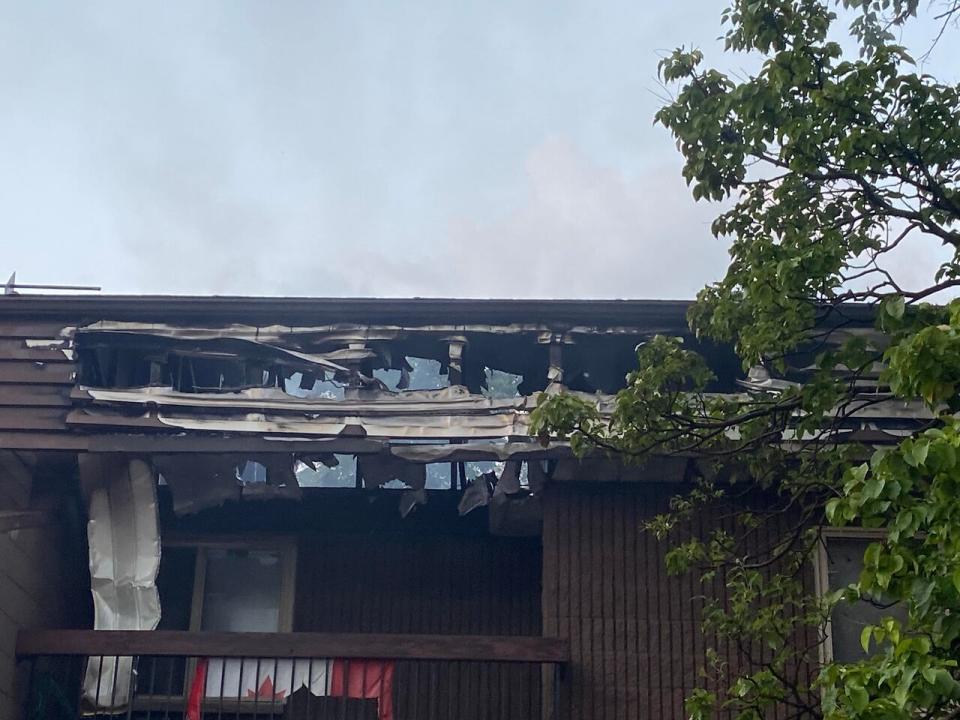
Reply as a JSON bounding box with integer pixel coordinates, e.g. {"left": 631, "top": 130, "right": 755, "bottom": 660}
{"left": 0, "top": 294, "right": 697, "bottom": 328}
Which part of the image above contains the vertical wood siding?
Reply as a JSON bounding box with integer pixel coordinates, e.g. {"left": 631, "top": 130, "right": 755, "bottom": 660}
{"left": 294, "top": 533, "right": 544, "bottom": 720}
{"left": 543, "top": 483, "right": 818, "bottom": 720}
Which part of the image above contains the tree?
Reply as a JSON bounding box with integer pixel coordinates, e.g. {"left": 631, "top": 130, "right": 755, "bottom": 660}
{"left": 532, "top": 1, "right": 960, "bottom": 717}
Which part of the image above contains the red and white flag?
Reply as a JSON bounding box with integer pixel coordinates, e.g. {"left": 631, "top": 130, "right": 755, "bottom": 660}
{"left": 185, "top": 657, "right": 395, "bottom": 720}
{"left": 331, "top": 659, "right": 395, "bottom": 720}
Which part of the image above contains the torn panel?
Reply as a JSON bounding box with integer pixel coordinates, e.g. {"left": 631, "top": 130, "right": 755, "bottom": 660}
{"left": 488, "top": 493, "right": 542, "bottom": 537}
{"left": 458, "top": 472, "right": 494, "bottom": 516}
{"left": 285, "top": 372, "right": 346, "bottom": 400}
{"left": 150, "top": 410, "right": 527, "bottom": 439}
{"left": 73, "top": 374, "right": 559, "bottom": 441}
{"left": 493, "top": 461, "right": 523, "bottom": 496}
{"left": 389, "top": 441, "right": 571, "bottom": 463}
{"left": 79, "top": 454, "right": 160, "bottom": 711}
{"left": 357, "top": 454, "right": 426, "bottom": 490}
{"left": 154, "top": 454, "right": 241, "bottom": 515}
{"left": 76, "top": 330, "right": 351, "bottom": 375}
{"left": 389, "top": 439, "right": 453, "bottom": 489}
{"left": 238, "top": 455, "right": 302, "bottom": 502}
{"left": 398, "top": 487, "right": 428, "bottom": 518}
{"left": 79, "top": 383, "right": 521, "bottom": 411}
{"left": 527, "top": 459, "right": 549, "bottom": 494}
{"left": 155, "top": 454, "right": 300, "bottom": 514}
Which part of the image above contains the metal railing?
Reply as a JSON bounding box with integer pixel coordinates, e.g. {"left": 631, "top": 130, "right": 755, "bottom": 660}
{"left": 16, "top": 631, "right": 567, "bottom": 720}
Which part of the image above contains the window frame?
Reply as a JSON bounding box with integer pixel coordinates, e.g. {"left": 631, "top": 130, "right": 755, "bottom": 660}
{"left": 814, "top": 526, "right": 887, "bottom": 664}
{"left": 163, "top": 534, "right": 298, "bottom": 633}
{"left": 136, "top": 535, "right": 298, "bottom": 704}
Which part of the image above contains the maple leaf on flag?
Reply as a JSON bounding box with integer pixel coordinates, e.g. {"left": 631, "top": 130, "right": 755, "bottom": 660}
{"left": 246, "top": 675, "right": 287, "bottom": 701}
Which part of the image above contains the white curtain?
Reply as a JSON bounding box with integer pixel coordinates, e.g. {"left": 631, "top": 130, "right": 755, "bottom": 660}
{"left": 79, "top": 454, "right": 161, "bottom": 711}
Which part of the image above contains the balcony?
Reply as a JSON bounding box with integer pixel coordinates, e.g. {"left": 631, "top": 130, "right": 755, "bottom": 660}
{"left": 17, "top": 630, "right": 567, "bottom": 720}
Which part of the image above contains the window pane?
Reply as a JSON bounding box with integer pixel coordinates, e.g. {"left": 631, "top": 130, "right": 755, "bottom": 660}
{"left": 201, "top": 548, "right": 283, "bottom": 632}
{"left": 296, "top": 454, "right": 357, "bottom": 488}
{"left": 826, "top": 536, "right": 907, "bottom": 663}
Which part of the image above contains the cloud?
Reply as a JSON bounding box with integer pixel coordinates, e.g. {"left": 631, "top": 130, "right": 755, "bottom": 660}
{"left": 362, "top": 136, "right": 730, "bottom": 299}
{"left": 84, "top": 133, "right": 730, "bottom": 300}
{"left": 3, "top": 2, "right": 959, "bottom": 302}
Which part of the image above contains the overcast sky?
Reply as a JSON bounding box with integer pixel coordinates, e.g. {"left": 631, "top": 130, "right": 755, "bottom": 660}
{"left": 2, "top": 2, "right": 957, "bottom": 298}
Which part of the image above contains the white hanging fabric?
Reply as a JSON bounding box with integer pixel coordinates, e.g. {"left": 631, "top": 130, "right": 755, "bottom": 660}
{"left": 79, "top": 454, "right": 161, "bottom": 711}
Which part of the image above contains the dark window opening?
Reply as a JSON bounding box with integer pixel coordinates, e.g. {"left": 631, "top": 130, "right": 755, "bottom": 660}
{"left": 78, "top": 346, "right": 276, "bottom": 393}
{"left": 137, "top": 546, "right": 196, "bottom": 696}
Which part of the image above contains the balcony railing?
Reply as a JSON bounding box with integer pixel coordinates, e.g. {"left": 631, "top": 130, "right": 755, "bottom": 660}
{"left": 16, "top": 630, "right": 567, "bottom": 720}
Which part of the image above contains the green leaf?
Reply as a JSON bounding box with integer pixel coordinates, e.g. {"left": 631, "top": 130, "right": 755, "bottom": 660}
{"left": 884, "top": 295, "right": 905, "bottom": 319}
{"left": 863, "top": 476, "right": 884, "bottom": 499}
{"left": 825, "top": 497, "right": 842, "bottom": 523}
{"left": 848, "top": 683, "right": 869, "bottom": 712}
{"left": 904, "top": 440, "right": 930, "bottom": 468}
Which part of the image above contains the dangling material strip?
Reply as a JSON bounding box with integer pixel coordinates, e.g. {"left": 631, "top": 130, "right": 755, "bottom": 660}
{"left": 79, "top": 454, "right": 161, "bottom": 710}
{"left": 185, "top": 658, "right": 209, "bottom": 720}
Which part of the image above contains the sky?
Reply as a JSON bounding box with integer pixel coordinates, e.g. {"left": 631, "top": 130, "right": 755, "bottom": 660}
{"left": 1, "top": 1, "right": 958, "bottom": 299}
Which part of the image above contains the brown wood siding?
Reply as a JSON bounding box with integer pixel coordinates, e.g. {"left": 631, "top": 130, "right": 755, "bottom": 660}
{"left": 294, "top": 534, "right": 540, "bottom": 635}
{"left": 543, "top": 483, "right": 818, "bottom": 720}
{"left": 164, "top": 492, "right": 548, "bottom": 719}
{"left": 0, "top": 321, "right": 74, "bottom": 442}
{"left": 294, "top": 533, "right": 543, "bottom": 720}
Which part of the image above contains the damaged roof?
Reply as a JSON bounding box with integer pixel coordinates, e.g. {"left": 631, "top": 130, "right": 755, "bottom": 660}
{"left": 0, "top": 294, "right": 907, "bottom": 459}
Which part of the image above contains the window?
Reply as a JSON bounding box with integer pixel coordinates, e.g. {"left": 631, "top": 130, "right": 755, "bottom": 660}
{"left": 139, "top": 538, "right": 296, "bottom": 698}
{"left": 173, "top": 538, "right": 296, "bottom": 634}
{"left": 199, "top": 547, "right": 290, "bottom": 631}
{"left": 817, "top": 530, "right": 908, "bottom": 663}
{"left": 295, "top": 454, "right": 357, "bottom": 488}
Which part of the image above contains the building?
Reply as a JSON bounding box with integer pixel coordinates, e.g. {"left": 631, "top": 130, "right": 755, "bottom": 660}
{"left": 0, "top": 294, "right": 913, "bottom": 719}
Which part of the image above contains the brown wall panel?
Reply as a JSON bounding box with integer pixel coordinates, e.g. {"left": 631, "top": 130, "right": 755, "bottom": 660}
{"left": 0, "top": 339, "right": 72, "bottom": 363}
{"left": 543, "top": 484, "right": 697, "bottom": 720}
{"left": 0, "top": 362, "right": 75, "bottom": 386}
{"left": 0, "top": 323, "right": 78, "bottom": 441}
{"left": 0, "top": 386, "right": 71, "bottom": 409}
{"left": 0, "top": 451, "right": 88, "bottom": 720}
{"left": 294, "top": 533, "right": 543, "bottom": 720}
{"left": 0, "top": 322, "right": 72, "bottom": 340}
{"left": 0, "top": 408, "right": 69, "bottom": 431}
{"left": 543, "top": 483, "right": 819, "bottom": 720}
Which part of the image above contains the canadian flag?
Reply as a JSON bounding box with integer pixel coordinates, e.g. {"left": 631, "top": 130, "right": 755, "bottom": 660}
{"left": 185, "top": 657, "right": 395, "bottom": 720}
{"left": 330, "top": 659, "right": 395, "bottom": 720}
